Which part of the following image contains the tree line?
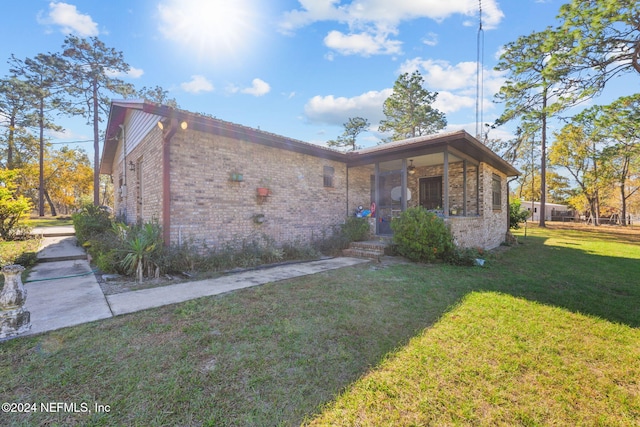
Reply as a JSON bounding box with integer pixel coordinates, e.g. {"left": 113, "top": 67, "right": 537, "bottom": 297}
{"left": 0, "top": 35, "right": 176, "bottom": 218}
{"left": 494, "top": 0, "right": 640, "bottom": 226}
{"left": 330, "top": 0, "right": 639, "bottom": 226}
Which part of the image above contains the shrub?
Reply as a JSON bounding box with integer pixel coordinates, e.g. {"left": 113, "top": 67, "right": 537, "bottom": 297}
{"left": 119, "top": 222, "right": 163, "bottom": 282}
{"left": 0, "top": 169, "right": 32, "bottom": 241}
{"left": 391, "top": 207, "right": 455, "bottom": 263}
{"left": 13, "top": 250, "right": 39, "bottom": 268}
{"left": 444, "top": 246, "right": 484, "bottom": 266}
{"left": 159, "top": 241, "right": 207, "bottom": 274}
{"left": 72, "top": 204, "right": 113, "bottom": 244}
{"left": 4, "top": 223, "right": 33, "bottom": 241}
{"left": 281, "top": 241, "right": 320, "bottom": 261}
{"left": 340, "top": 217, "right": 370, "bottom": 242}
{"left": 509, "top": 199, "right": 530, "bottom": 229}
{"left": 312, "top": 226, "right": 350, "bottom": 256}
{"left": 95, "top": 250, "right": 124, "bottom": 274}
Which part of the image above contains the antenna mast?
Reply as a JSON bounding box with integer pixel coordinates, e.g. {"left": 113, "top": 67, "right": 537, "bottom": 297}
{"left": 475, "top": 0, "right": 484, "bottom": 140}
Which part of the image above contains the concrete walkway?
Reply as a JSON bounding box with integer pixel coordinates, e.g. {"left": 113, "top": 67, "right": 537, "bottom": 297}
{"left": 20, "top": 226, "right": 368, "bottom": 337}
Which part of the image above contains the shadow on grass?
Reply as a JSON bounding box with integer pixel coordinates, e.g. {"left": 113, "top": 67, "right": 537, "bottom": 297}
{"left": 479, "top": 233, "right": 640, "bottom": 328}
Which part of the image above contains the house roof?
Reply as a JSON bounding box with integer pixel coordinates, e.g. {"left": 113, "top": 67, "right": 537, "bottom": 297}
{"left": 100, "top": 100, "right": 519, "bottom": 177}
{"left": 100, "top": 99, "right": 345, "bottom": 174}
{"left": 347, "top": 130, "right": 520, "bottom": 176}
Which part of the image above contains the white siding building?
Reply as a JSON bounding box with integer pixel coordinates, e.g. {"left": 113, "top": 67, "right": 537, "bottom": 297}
{"left": 521, "top": 201, "right": 573, "bottom": 222}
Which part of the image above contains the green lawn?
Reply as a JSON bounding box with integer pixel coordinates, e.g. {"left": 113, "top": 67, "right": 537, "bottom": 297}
{"left": 26, "top": 216, "right": 74, "bottom": 228}
{"left": 1, "top": 224, "right": 639, "bottom": 426}
{"left": 306, "top": 292, "right": 640, "bottom": 426}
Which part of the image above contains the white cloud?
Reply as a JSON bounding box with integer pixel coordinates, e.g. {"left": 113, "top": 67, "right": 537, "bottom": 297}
{"left": 278, "top": 0, "right": 348, "bottom": 35}
{"left": 432, "top": 91, "right": 476, "bottom": 114}
{"left": 226, "top": 79, "right": 271, "bottom": 96}
{"left": 279, "top": 1, "right": 504, "bottom": 58}
{"left": 126, "top": 67, "right": 145, "bottom": 79}
{"left": 397, "top": 57, "right": 507, "bottom": 111}
{"left": 304, "top": 54, "right": 508, "bottom": 135}
{"left": 37, "top": 2, "right": 99, "bottom": 37}
{"left": 105, "top": 67, "right": 144, "bottom": 79}
{"left": 279, "top": 0, "right": 504, "bottom": 34}
{"left": 400, "top": 59, "right": 477, "bottom": 91}
{"left": 324, "top": 30, "right": 402, "bottom": 56}
{"left": 226, "top": 84, "right": 240, "bottom": 94}
{"left": 181, "top": 75, "right": 214, "bottom": 94}
{"left": 304, "top": 89, "right": 392, "bottom": 126}
{"left": 241, "top": 78, "right": 271, "bottom": 96}
{"left": 422, "top": 32, "right": 438, "bottom": 47}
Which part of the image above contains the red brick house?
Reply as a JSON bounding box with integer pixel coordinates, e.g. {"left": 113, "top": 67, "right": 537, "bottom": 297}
{"left": 100, "top": 100, "right": 519, "bottom": 250}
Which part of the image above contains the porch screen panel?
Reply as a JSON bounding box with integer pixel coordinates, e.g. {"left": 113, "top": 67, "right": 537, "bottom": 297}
{"left": 377, "top": 170, "right": 402, "bottom": 235}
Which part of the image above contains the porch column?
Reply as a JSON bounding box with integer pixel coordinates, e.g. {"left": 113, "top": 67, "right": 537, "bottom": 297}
{"left": 401, "top": 159, "right": 407, "bottom": 211}
{"left": 443, "top": 150, "right": 449, "bottom": 216}
{"left": 374, "top": 162, "right": 380, "bottom": 234}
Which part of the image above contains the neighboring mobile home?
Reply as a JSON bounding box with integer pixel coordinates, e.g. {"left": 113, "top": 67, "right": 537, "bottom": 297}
{"left": 520, "top": 201, "right": 575, "bottom": 222}
{"left": 100, "top": 100, "right": 519, "bottom": 250}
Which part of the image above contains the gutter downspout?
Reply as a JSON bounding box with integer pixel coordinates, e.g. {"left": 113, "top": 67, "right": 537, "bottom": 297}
{"left": 119, "top": 124, "right": 126, "bottom": 219}
{"left": 161, "top": 119, "right": 178, "bottom": 247}
{"left": 507, "top": 176, "right": 518, "bottom": 233}
{"left": 346, "top": 165, "right": 349, "bottom": 216}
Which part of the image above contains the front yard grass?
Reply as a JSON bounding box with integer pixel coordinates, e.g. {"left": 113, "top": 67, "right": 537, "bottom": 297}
{"left": 26, "top": 215, "right": 74, "bottom": 228}
{"left": 1, "top": 223, "right": 639, "bottom": 426}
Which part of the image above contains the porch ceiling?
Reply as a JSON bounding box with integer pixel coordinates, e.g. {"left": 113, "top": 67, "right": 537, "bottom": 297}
{"left": 346, "top": 130, "right": 520, "bottom": 177}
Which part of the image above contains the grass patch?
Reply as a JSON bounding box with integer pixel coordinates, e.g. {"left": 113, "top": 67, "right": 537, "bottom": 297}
{"left": 1, "top": 223, "right": 639, "bottom": 426}
{"left": 306, "top": 292, "right": 640, "bottom": 426}
{"left": 0, "top": 238, "right": 41, "bottom": 287}
{"left": 27, "top": 216, "right": 73, "bottom": 228}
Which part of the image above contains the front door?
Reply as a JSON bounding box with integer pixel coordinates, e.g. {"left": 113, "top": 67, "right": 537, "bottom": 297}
{"left": 420, "top": 176, "right": 442, "bottom": 210}
{"left": 377, "top": 169, "right": 402, "bottom": 235}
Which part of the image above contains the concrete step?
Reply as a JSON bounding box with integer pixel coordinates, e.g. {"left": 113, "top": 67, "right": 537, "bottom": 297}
{"left": 348, "top": 241, "right": 387, "bottom": 253}
{"left": 37, "top": 254, "right": 89, "bottom": 263}
{"left": 31, "top": 225, "right": 76, "bottom": 238}
{"left": 342, "top": 248, "right": 382, "bottom": 261}
{"left": 36, "top": 235, "right": 88, "bottom": 263}
{"left": 35, "top": 231, "right": 76, "bottom": 238}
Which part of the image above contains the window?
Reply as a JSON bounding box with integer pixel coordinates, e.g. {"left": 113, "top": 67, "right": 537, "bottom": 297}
{"left": 419, "top": 176, "right": 443, "bottom": 210}
{"left": 118, "top": 174, "right": 124, "bottom": 202}
{"left": 323, "top": 166, "right": 334, "bottom": 187}
{"left": 492, "top": 174, "right": 502, "bottom": 210}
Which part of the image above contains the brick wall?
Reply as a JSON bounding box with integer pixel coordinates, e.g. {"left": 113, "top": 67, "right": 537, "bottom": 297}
{"left": 448, "top": 163, "right": 508, "bottom": 249}
{"left": 347, "top": 165, "right": 374, "bottom": 214}
{"left": 406, "top": 162, "right": 479, "bottom": 214}
{"left": 346, "top": 160, "right": 508, "bottom": 250}
{"left": 112, "top": 128, "right": 164, "bottom": 224}
{"left": 111, "top": 122, "right": 509, "bottom": 250}
{"left": 167, "top": 129, "right": 348, "bottom": 248}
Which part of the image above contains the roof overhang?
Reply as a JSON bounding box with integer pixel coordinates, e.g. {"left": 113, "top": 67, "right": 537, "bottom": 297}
{"left": 100, "top": 100, "right": 519, "bottom": 178}
{"left": 99, "top": 99, "right": 345, "bottom": 175}
{"left": 346, "top": 130, "right": 520, "bottom": 177}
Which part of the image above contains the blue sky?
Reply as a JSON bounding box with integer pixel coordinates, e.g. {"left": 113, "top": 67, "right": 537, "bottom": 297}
{"left": 0, "top": 0, "right": 632, "bottom": 156}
